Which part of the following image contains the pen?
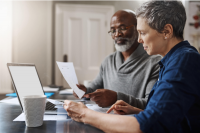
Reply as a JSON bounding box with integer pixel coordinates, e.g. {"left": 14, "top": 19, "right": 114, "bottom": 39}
{"left": 56, "top": 103, "right": 64, "bottom": 106}
{"left": 56, "top": 100, "right": 85, "bottom": 106}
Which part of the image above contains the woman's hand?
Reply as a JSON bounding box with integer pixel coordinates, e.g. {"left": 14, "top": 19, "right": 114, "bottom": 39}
{"left": 63, "top": 100, "right": 88, "bottom": 123}
{"left": 106, "top": 100, "right": 143, "bottom": 115}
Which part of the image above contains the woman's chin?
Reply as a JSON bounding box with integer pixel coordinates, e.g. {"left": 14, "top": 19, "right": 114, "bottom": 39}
{"left": 146, "top": 50, "right": 153, "bottom": 55}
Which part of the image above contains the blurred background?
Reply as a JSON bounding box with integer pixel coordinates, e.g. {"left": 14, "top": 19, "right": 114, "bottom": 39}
{"left": 0, "top": 0, "right": 199, "bottom": 94}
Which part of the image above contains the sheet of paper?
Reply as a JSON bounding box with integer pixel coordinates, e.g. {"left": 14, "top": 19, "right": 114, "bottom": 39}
{"left": 43, "top": 86, "right": 59, "bottom": 92}
{"left": 56, "top": 62, "right": 85, "bottom": 98}
{"left": 56, "top": 62, "right": 78, "bottom": 84}
{"left": 47, "top": 98, "right": 61, "bottom": 104}
{"left": 0, "top": 98, "right": 59, "bottom": 106}
{"left": 0, "top": 97, "right": 19, "bottom": 105}
{"left": 86, "top": 104, "right": 114, "bottom": 114}
{"left": 13, "top": 113, "right": 70, "bottom": 121}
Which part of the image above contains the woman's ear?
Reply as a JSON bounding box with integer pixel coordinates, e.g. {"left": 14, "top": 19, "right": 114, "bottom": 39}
{"left": 163, "top": 24, "right": 173, "bottom": 40}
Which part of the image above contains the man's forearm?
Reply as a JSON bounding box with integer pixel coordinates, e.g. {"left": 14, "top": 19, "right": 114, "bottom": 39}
{"left": 83, "top": 109, "right": 142, "bottom": 133}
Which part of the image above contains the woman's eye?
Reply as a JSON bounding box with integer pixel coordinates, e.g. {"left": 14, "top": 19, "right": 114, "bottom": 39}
{"left": 140, "top": 32, "right": 145, "bottom": 35}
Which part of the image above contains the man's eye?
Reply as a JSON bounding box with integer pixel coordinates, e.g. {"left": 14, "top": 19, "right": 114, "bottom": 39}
{"left": 111, "top": 29, "right": 115, "bottom": 33}
{"left": 120, "top": 27, "right": 126, "bottom": 30}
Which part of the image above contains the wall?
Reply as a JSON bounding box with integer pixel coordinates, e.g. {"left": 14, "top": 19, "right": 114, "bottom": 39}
{"left": 0, "top": 1, "right": 13, "bottom": 93}
{"left": 11, "top": 1, "right": 143, "bottom": 88}
{"left": 12, "top": 1, "right": 52, "bottom": 87}
{"left": 54, "top": 1, "right": 144, "bottom": 12}
{"left": 184, "top": 1, "right": 200, "bottom": 51}
{"left": 114, "top": 1, "right": 144, "bottom": 12}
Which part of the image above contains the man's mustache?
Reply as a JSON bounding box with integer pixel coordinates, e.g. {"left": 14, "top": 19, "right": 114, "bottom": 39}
{"left": 114, "top": 37, "right": 129, "bottom": 43}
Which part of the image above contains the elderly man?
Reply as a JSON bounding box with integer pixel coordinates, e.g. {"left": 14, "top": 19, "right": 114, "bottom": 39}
{"left": 74, "top": 9, "right": 162, "bottom": 109}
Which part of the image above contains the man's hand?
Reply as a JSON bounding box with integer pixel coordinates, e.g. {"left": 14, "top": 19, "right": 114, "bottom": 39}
{"left": 106, "top": 100, "right": 143, "bottom": 115}
{"left": 73, "top": 84, "right": 87, "bottom": 98}
{"left": 63, "top": 100, "right": 88, "bottom": 123}
{"left": 84, "top": 89, "right": 117, "bottom": 107}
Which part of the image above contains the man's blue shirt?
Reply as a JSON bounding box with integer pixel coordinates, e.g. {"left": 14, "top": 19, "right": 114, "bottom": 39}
{"left": 134, "top": 41, "right": 200, "bottom": 133}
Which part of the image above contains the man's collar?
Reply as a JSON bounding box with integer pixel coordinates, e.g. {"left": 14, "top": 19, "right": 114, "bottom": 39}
{"left": 124, "top": 44, "right": 145, "bottom": 63}
{"left": 116, "top": 44, "right": 145, "bottom": 68}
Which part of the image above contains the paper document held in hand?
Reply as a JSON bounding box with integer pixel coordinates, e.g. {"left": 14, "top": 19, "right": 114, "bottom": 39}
{"left": 56, "top": 62, "right": 85, "bottom": 98}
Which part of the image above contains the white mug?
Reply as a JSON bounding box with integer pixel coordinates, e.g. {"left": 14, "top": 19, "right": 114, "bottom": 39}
{"left": 22, "top": 95, "right": 46, "bottom": 127}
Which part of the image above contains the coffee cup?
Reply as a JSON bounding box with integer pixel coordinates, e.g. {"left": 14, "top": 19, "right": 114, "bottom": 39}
{"left": 22, "top": 95, "right": 46, "bottom": 127}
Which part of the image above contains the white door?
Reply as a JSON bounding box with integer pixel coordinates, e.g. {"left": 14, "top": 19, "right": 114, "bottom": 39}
{"left": 55, "top": 4, "right": 114, "bottom": 87}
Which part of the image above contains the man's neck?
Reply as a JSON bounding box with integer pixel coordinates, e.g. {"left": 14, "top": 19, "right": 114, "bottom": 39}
{"left": 121, "top": 42, "right": 140, "bottom": 61}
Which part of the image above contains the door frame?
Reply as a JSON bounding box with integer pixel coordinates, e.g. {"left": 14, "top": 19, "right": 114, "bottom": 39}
{"left": 55, "top": 4, "right": 114, "bottom": 86}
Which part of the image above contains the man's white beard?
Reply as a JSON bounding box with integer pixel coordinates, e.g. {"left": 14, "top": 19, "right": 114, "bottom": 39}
{"left": 114, "top": 35, "right": 136, "bottom": 52}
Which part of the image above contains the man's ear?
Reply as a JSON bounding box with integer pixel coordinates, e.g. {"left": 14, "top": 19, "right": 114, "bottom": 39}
{"left": 163, "top": 24, "right": 173, "bottom": 39}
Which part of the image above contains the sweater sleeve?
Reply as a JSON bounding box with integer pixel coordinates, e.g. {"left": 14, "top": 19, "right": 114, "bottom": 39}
{"left": 85, "top": 64, "right": 104, "bottom": 94}
{"left": 117, "top": 56, "right": 161, "bottom": 110}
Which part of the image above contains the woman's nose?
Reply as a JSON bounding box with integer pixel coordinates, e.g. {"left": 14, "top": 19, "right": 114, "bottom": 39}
{"left": 138, "top": 36, "right": 143, "bottom": 43}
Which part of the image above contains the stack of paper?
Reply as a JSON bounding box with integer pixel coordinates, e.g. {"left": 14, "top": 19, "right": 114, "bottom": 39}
{"left": 43, "top": 86, "right": 59, "bottom": 92}
{"left": 59, "top": 89, "right": 73, "bottom": 95}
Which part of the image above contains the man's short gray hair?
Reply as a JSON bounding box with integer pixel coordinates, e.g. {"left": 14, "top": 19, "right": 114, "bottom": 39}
{"left": 136, "top": 0, "right": 186, "bottom": 40}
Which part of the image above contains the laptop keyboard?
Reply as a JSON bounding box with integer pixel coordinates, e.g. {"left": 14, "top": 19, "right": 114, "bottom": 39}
{"left": 45, "top": 101, "right": 57, "bottom": 111}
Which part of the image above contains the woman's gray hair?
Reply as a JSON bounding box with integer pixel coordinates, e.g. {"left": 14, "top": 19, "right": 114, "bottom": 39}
{"left": 136, "top": 0, "right": 186, "bottom": 40}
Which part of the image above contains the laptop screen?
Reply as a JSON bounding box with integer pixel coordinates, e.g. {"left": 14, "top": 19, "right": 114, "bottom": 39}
{"left": 9, "top": 66, "right": 44, "bottom": 110}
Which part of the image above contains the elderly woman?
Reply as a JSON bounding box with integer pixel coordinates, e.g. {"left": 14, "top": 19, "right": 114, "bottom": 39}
{"left": 64, "top": 1, "right": 200, "bottom": 133}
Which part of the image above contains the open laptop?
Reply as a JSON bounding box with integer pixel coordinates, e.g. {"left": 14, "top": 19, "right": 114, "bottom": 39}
{"left": 7, "top": 63, "right": 67, "bottom": 114}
